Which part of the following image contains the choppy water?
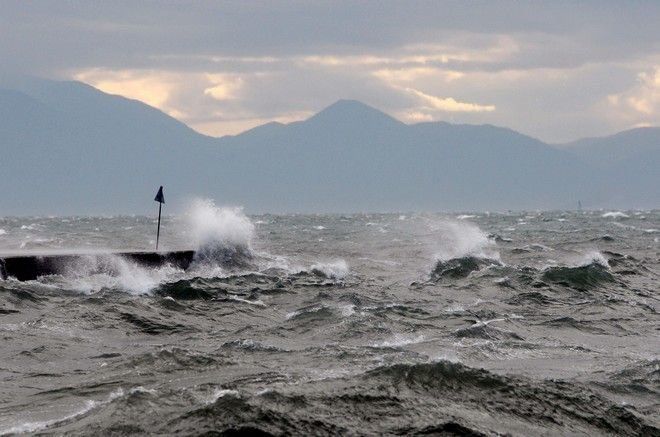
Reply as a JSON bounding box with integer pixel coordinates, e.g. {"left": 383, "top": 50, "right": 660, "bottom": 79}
{"left": 0, "top": 205, "right": 658, "bottom": 435}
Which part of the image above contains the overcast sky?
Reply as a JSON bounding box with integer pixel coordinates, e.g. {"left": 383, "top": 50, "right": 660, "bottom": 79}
{"left": 1, "top": 1, "right": 659, "bottom": 142}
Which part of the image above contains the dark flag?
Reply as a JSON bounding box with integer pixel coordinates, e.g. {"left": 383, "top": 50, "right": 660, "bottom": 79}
{"left": 154, "top": 186, "right": 165, "bottom": 204}
{"left": 154, "top": 186, "right": 164, "bottom": 250}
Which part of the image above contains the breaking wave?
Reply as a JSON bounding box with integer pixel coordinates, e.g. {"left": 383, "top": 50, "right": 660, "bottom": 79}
{"left": 431, "top": 220, "right": 500, "bottom": 262}
{"left": 1, "top": 387, "right": 127, "bottom": 435}
{"left": 428, "top": 220, "right": 501, "bottom": 279}
{"left": 602, "top": 211, "right": 629, "bottom": 219}
{"left": 310, "top": 259, "right": 349, "bottom": 280}
{"left": 541, "top": 252, "right": 614, "bottom": 290}
{"left": 431, "top": 256, "right": 501, "bottom": 280}
{"left": 46, "top": 254, "right": 183, "bottom": 295}
{"left": 186, "top": 199, "right": 255, "bottom": 270}
{"left": 18, "top": 200, "right": 261, "bottom": 294}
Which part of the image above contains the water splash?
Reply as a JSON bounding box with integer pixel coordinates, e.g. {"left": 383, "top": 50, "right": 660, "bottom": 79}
{"left": 430, "top": 220, "right": 500, "bottom": 262}
{"left": 186, "top": 199, "right": 255, "bottom": 269}
{"left": 310, "top": 259, "right": 349, "bottom": 279}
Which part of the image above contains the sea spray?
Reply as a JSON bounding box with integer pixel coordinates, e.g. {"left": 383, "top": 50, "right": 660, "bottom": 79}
{"left": 429, "top": 220, "right": 500, "bottom": 262}
{"left": 51, "top": 254, "right": 183, "bottom": 295}
{"left": 310, "top": 259, "right": 349, "bottom": 280}
{"left": 186, "top": 199, "right": 255, "bottom": 269}
{"left": 27, "top": 200, "right": 259, "bottom": 294}
{"left": 428, "top": 219, "right": 501, "bottom": 279}
{"left": 1, "top": 211, "right": 659, "bottom": 435}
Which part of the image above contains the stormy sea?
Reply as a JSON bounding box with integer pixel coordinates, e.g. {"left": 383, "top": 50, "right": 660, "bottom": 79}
{"left": 0, "top": 201, "right": 658, "bottom": 436}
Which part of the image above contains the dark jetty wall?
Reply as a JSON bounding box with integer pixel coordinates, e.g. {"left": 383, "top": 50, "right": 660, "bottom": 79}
{"left": 0, "top": 251, "right": 195, "bottom": 281}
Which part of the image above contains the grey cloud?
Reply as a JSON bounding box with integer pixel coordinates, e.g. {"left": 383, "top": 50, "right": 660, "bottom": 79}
{"left": 2, "top": 1, "right": 658, "bottom": 73}
{"left": 1, "top": 1, "right": 658, "bottom": 141}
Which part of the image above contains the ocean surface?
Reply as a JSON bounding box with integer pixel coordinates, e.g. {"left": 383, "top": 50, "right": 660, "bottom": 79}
{"left": 0, "top": 203, "right": 658, "bottom": 435}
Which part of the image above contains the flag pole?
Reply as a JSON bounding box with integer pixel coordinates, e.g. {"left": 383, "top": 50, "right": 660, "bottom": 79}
{"left": 156, "top": 201, "right": 162, "bottom": 250}
{"left": 154, "top": 186, "right": 165, "bottom": 251}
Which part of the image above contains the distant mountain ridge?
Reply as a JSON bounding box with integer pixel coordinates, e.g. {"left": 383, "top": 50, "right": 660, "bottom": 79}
{"left": 0, "top": 78, "right": 658, "bottom": 214}
{"left": 558, "top": 127, "right": 660, "bottom": 168}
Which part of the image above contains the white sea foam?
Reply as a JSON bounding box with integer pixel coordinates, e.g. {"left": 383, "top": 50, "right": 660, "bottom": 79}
{"left": 310, "top": 259, "right": 349, "bottom": 279}
{"left": 52, "top": 254, "right": 183, "bottom": 295}
{"left": 431, "top": 352, "right": 461, "bottom": 363}
{"left": 525, "top": 243, "right": 553, "bottom": 252}
{"left": 285, "top": 305, "right": 324, "bottom": 320}
{"left": 38, "top": 199, "right": 259, "bottom": 294}
{"left": 602, "top": 211, "right": 629, "bottom": 219}
{"left": 205, "top": 389, "right": 239, "bottom": 405}
{"left": 0, "top": 229, "right": 6, "bottom": 235}
{"left": 577, "top": 251, "right": 609, "bottom": 268}
{"left": 338, "top": 304, "right": 356, "bottom": 317}
{"left": 227, "top": 295, "right": 266, "bottom": 307}
{"left": 128, "top": 386, "right": 157, "bottom": 395}
{"left": 543, "top": 251, "right": 610, "bottom": 271}
{"left": 1, "top": 388, "right": 125, "bottom": 435}
{"left": 371, "top": 333, "right": 425, "bottom": 348}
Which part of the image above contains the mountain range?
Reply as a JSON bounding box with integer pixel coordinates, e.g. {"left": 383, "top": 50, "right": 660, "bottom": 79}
{"left": 1, "top": 77, "right": 658, "bottom": 215}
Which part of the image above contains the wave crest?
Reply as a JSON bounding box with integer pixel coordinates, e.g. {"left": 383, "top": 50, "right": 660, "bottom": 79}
{"left": 310, "top": 260, "right": 349, "bottom": 280}
{"left": 431, "top": 256, "right": 501, "bottom": 280}
{"left": 542, "top": 253, "right": 614, "bottom": 290}
{"left": 187, "top": 199, "right": 255, "bottom": 270}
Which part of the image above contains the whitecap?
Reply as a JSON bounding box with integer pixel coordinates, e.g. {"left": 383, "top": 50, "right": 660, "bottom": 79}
{"left": 430, "top": 220, "right": 500, "bottom": 262}
{"left": 310, "top": 259, "right": 349, "bottom": 280}
{"left": 1, "top": 388, "right": 125, "bottom": 435}
{"left": 47, "top": 254, "right": 184, "bottom": 295}
{"left": 227, "top": 296, "right": 266, "bottom": 307}
{"left": 371, "top": 333, "right": 425, "bottom": 348}
{"left": 338, "top": 304, "right": 356, "bottom": 317}
{"left": 444, "top": 304, "right": 465, "bottom": 313}
{"left": 286, "top": 305, "right": 324, "bottom": 320}
{"left": 602, "top": 211, "right": 629, "bottom": 219}
{"left": 205, "top": 389, "right": 239, "bottom": 405}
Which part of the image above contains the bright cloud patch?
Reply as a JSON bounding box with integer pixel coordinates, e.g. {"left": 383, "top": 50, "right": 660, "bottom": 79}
{"left": 373, "top": 68, "right": 464, "bottom": 83}
{"left": 75, "top": 69, "right": 178, "bottom": 110}
{"left": 607, "top": 67, "right": 660, "bottom": 123}
{"left": 406, "top": 87, "right": 495, "bottom": 113}
{"left": 402, "top": 111, "right": 435, "bottom": 122}
{"left": 203, "top": 74, "right": 244, "bottom": 101}
{"left": 74, "top": 68, "right": 259, "bottom": 135}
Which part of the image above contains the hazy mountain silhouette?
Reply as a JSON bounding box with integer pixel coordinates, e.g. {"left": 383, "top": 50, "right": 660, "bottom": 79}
{"left": 558, "top": 127, "right": 660, "bottom": 206}
{"left": 0, "top": 79, "right": 657, "bottom": 214}
{"left": 559, "top": 127, "right": 660, "bottom": 168}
